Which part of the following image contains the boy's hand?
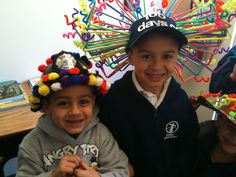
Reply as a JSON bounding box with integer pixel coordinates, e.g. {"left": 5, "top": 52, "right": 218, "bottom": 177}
{"left": 51, "top": 154, "right": 81, "bottom": 177}
{"left": 230, "top": 64, "right": 236, "bottom": 82}
{"left": 74, "top": 160, "right": 100, "bottom": 177}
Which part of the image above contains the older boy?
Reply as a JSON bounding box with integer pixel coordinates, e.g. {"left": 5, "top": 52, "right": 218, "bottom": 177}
{"left": 97, "top": 14, "right": 199, "bottom": 177}
{"left": 191, "top": 94, "right": 236, "bottom": 177}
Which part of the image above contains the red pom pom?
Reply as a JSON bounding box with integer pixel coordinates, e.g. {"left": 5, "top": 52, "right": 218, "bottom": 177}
{"left": 99, "top": 80, "right": 107, "bottom": 90}
{"left": 69, "top": 68, "right": 80, "bottom": 74}
{"left": 46, "top": 58, "right": 53, "bottom": 65}
{"left": 42, "top": 74, "right": 49, "bottom": 82}
{"left": 38, "top": 64, "right": 47, "bottom": 73}
{"left": 100, "top": 89, "right": 108, "bottom": 94}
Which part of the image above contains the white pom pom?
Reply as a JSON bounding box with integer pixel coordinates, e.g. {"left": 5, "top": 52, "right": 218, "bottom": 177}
{"left": 88, "top": 69, "right": 96, "bottom": 74}
{"left": 105, "top": 82, "right": 111, "bottom": 90}
{"left": 51, "top": 82, "right": 62, "bottom": 92}
{"left": 95, "top": 77, "right": 103, "bottom": 86}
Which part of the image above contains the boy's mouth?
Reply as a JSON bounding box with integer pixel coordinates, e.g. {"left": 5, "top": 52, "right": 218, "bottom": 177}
{"left": 224, "top": 137, "right": 236, "bottom": 148}
{"left": 146, "top": 73, "right": 165, "bottom": 81}
{"left": 66, "top": 119, "right": 85, "bottom": 125}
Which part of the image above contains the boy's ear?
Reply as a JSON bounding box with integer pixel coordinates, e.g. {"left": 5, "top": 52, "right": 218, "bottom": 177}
{"left": 41, "top": 99, "right": 50, "bottom": 114}
{"left": 215, "top": 117, "right": 220, "bottom": 127}
{"left": 215, "top": 115, "right": 224, "bottom": 128}
{"left": 93, "top": 95, "right": 96, "bottom": 105}
{"left": 127, "top": 50, "right": 134, "bottom": 65}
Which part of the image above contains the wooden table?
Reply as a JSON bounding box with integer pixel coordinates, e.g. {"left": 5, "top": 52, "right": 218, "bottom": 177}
{"left": 0, "top": 82, "right": 42, "bottom": 138}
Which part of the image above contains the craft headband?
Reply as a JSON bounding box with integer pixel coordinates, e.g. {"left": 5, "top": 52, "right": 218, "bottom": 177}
{"left": 197, "top": 93, "right": 236, "bottom": 124}
{"left": 29, "top": 51, "right": 110, "bottom": 112}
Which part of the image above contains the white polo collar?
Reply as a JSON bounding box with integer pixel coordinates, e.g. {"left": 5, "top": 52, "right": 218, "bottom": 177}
{"left": 132, "top": 71, "right": 171, "bottom": 108}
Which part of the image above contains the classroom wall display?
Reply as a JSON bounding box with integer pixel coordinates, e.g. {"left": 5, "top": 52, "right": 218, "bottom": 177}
{"left": 63, "top": 0, "right": 236, "bottom": 83}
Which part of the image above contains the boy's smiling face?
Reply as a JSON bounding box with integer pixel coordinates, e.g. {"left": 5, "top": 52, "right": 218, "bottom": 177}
{"left": 216, "top": 116, "right": 236, "bottom": 155}
{"left": 128, "top": 33, "right": 179, "bottom": 95}
{"left": 45, "top": 85, "right": 95, "bottom": 136}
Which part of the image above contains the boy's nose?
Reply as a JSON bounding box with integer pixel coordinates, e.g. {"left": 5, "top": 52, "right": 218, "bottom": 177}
{"left": 70, "top": 103, "right": 82, "bottom": 115}
{"left": 150, "top": 58, "right": 163, "bottom": 70}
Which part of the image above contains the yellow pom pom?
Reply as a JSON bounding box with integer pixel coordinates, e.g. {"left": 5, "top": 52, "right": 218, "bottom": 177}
{"left": 36, "top": 79, "right": 43, "bottom": 85}
{"left": 30, "top": 103, "right": 39, "bottom": 109}
{"left": 29, "top": 95, "right": 40, "bottom": 104}
{"left": 38, "top": 84, "right": 50, "bottom": 97}
{"left": 48, "top": 72, "right": 60, "bottom": 80}
{"left": 82, "top": 65, "right": 88, "bottom": 69}
{"left": 88, "top": 75, "right": 97, "bottom": 85}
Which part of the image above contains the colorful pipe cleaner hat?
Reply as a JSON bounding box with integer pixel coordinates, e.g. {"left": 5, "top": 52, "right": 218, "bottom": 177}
{"left": 196, "top": 94, "right": 236, "bottom": 125}
{"left": 63, "top": 0, "right": 236, "bottom": 81}
{"left": 29, "top": 51, "right": 111, "bottom": 112}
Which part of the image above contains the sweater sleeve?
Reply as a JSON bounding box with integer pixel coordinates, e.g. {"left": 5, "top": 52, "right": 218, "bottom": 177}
{"left": 15, "top": 131, "right": 52, "bottom": 177}
{"left": 209, "top": 46, "right": 236, "bottom": 94}
{"left": 209, "top": 68, "right": 236, "bottom": 94}
{"left": 97, "top": 123, "right": 130, "bottom": 177}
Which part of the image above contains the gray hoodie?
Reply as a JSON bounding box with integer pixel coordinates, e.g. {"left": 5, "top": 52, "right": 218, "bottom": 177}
{"left": 16, "top": 108, "right": 129, "bottom": 177}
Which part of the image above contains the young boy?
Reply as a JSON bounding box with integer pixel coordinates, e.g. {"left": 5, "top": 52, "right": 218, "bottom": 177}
{"left": 16, "top": 51, "right": 129, "bottom": 177}
{"left": 191, "top": 94, "right": 236, "bottom": 177}
{"left": 97, "top": 14, "right": 199, "bottom": 177}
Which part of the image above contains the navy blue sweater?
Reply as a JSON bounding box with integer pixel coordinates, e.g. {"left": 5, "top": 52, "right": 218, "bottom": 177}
{"left": 97, "top": 71, "right": 199, "bottom": 177}
{"left": 209, "top": 45, "right": 236, "bottom": 94}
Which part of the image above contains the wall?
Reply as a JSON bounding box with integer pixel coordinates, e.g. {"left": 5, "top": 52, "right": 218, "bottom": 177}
{"left": 0, "top": 0, "right": 80, "bottom": 82}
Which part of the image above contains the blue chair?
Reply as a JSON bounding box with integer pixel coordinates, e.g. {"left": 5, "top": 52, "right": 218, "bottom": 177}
{"left": 3, "top": 157, "right": 17, "bottom": 177}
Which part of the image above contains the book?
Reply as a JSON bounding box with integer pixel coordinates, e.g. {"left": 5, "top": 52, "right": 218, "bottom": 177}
{"left": 0, "top": 80, "right": 25, "bottom": 103}
{"left": 0, "top": 80, "right": 29, "bottom": 112}
{"left": 28, "top": 77, "right": 40, "bottom": 89}
{"left": 0, "top": 94, "right": 29, "bottom": 112}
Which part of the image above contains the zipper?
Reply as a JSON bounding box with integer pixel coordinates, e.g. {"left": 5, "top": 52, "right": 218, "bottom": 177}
{"left": 154, "top": 108, "right": 158, "bottom": 117}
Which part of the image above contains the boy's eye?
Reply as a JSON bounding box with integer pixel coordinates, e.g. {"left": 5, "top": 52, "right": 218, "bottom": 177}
{"left": 56, "top": 100, "right": 69, "bottom": 107}
{"left": 226, "top": 123, "right": 236, "bottom": 132}
{"left": 142, "top": 54, "right": 152, "bottom": 60}
{"left": 163, "top": 54, "right": 173, "bottom": 59}
{"left": 79, "top": 98, "right": 92, "bottom": 106}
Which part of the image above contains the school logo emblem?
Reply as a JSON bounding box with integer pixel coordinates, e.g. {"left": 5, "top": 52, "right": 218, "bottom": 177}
{"left": 164, "top": 121, "right": 179, "bottom": 140}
